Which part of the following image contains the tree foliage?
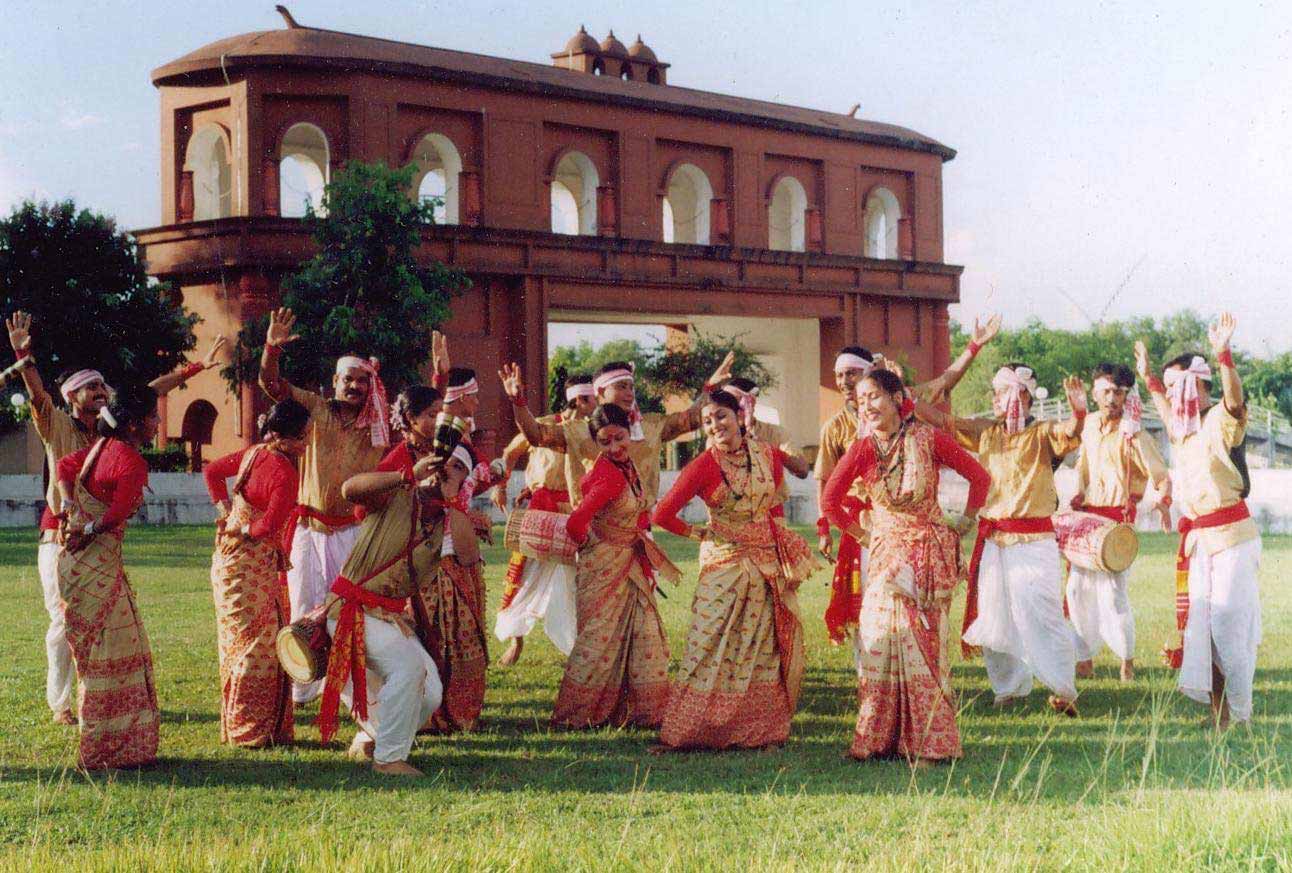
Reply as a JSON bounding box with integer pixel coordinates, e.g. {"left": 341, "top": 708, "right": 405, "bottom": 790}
{"left": 546, "top": 330, "right": 777, "bottom": 414}
{"left": 0, "top": 200, "right": 199, "bottom": 429}
{"left": 222, "top": 161, "right": 468, "bottom": 395}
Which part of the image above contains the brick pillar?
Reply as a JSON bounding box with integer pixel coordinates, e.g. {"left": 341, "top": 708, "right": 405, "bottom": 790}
{"left": 177, "top": 171, "right": 195, "bottom": 222}
{"left": 461, "top": 171, "right": 482, "bottom": 226}
{"left": 597, "top": 185, "right": 617, "bottom": 236}
{"left": 898, "top": 217, "right": 914, "bottom": 260}
{"left": 710, "top": 198, "right": 730, "bottom": 244}
{"left": 263, "top": 159, "right": 280, "bottom": 217}
{"left": 806, "top": 207, "right": 823, "bottom": 251}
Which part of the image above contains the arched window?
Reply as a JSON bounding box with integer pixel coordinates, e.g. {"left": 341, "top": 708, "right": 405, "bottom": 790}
{"left": 864, "top": 187, "right": 901, "bottom": 258}
{"left": 549, "top": 151, "right": 599, "bottom": 235}
{"left": 663, "top": 163, "right": 712, "bottom": 245}
{"left": 592, "top": 58, "right": 605, "bottom": 76}
{"left": 184, "top": 125, "right": 232, "bottom": 220}
{"left": 279, "top": 123, "right": 329, "bottom": 218}
{"left": 647, "top": 67, "right": 661, "bottom": 84}
{"left": 411, "top": 133, "right": 462, "bottom": 225}
{"left": 768, "top": 176, "right": 807, "bottom": 252}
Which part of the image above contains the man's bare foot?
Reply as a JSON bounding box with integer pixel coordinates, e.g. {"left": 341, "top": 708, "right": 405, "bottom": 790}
{"left": 1119, "top": 660, "right": 1135, "bottom": 682}
{"left": 52, "top": 709, "right": 76, "bottom": 725}
{"left": 1076, "top": 660, "right": 1095, "bottom": 679}
{"left": 1048, "top": 695, "right": 1079, "bottom": 718}
{"left": 500, "top": 636, "right": 524, "bottom": 667}
{"left": 373, "top": 760, "right": 423, "bottom": 776}
{"left": 347, "top": 734, "right": 375, "bottom": 761}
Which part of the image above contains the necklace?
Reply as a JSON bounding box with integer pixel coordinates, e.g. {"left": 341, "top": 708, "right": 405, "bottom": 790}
{"left": 715, "top": 442, "right": 752, "bottom": 502}
{"left": 870, "top": 423, "right": 908, "bottom": 500}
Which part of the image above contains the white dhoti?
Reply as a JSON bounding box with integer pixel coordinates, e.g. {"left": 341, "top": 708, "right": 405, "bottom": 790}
{"left": 38, "top": 540, "right": 75, "bottom": 714}
{"left": 328, "top": 614, "right": 443, "bottom": 765}
{"left": 289, "top": 522, "right": 361, "bottom": 702}
{"left": 494, "top": 558, "right": 577, "bottom": 656}
{"left": 1065, "top": 565, "right": 1135, "bottom": 662}
{"left": 1178, "top": 538, "right": 1262, "bottom": 722}
{"left": 964, "top": 538, "right": 1078, "bottom": 702}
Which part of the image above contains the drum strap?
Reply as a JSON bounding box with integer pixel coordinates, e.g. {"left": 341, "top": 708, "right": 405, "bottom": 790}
{"left": 962, "top": 516, "right": 1055, "bottom": 658}
{"left": 1162, "top": 500, "right": 1250, "bottom": 669}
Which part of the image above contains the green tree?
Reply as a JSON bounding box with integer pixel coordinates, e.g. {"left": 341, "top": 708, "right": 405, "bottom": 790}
{"left": 0, "top": 200, "right": 199, "bottom": 430}
{"left": 223, "top": 161, "right": 468, "bottom": 395}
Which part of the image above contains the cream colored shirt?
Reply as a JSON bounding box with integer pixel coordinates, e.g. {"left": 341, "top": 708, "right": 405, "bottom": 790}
{"left": 501, "top": 414, "right": 569, "bottom": 493}
{"left": 30, "top": 390, "right": 93, "bottom": 522}
{"left": 288, "top": 385, "right": 387, "bottom": 529}
{"left": 554, "top": 409, "right": 699, "bottom": 506}
{"left": 1171, "top": 402, "right": 1259, "bottom": 557}
{"left": 1076, "top": 410, "right": 1169, "bottom": 507}
{"left": 953, "top": 417, "right": 1081, "bottom": 545}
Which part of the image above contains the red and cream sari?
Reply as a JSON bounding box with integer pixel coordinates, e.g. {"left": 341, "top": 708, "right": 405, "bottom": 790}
{"left": 209, "top": 446, "right": 294, "bottom": 747}
{"left": 552, "top": 455, "right": 678, "bottom": 729}
{"left": 412, "top": 555, "right": 488, "bottom": 733}
{"left": 654, "top": 440, "right": 817, "bottom": 749}
{"left": 56, "top": 439, "right": 159, "bottom": 770}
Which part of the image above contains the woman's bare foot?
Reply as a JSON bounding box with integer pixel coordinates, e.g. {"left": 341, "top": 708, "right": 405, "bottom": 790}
{"left": 1119, "top": 659, "right": 1135, "bottom": 682}
{"left": 52, "top": 709, "right": 76, "bottom": 725}
{"left": 1047, "top": 695, "right": 1079, "bottom": 718}
{"left": 373, "top": 760, "right": 423, "bottom": 776}
{"left": 500, "top": 636, "right": 524, "bottom": 667}
{"left": 1075, "top": 660, "right": 1095, "bottom": 679}
{"left": 347, "top": 734, "right": 375, "bottom": 761}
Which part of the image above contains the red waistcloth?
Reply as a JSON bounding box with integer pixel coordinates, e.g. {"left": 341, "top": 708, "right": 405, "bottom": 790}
{"left": 317, "top": 575, "right": 412, "bottom": 744}
{"left": 1163, "top": 500, "right": 1251, "bottom": 669}
{"left": 281, "top": 505, "right": 361, "bottom": 561}
{"left": 56, "top": 440, "right": 149, "bottom": 533}
{"left": 204, "top": 447, "right": 300, "bottom": 540}
{"left": 963, "top": 516, "right": 1056, "bottom": 657}
{"left": 1081, "top": 503, "right": 1140, "bottom": 524}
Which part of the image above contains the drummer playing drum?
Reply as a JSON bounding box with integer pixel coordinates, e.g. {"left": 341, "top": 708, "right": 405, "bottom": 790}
{"left": 1067, "top": 363, "right": 1172, "bottom": 683}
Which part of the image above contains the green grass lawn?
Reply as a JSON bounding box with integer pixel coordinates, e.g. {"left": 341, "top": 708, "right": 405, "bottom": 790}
{"left": 1, "top": 526, "right": 1291, "bottom": 871}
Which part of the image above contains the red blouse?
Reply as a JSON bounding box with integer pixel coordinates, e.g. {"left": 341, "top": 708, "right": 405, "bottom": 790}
{"left": 652, "top": 446, "right": 789, "bottom": 537}
{"left": 565, "top": 454, "right": 646, "bottom": 544}
{"left": 56, "top": 440, "right": 149, "bottom": 533}
{"left": 821, "top": 428, "right": 990, "bottom": 533}
{"left": 377, "top": 441, "right": 416, "bottom": 477}
{"left": 203, "top": 446, "right": 300, "bottom": 540}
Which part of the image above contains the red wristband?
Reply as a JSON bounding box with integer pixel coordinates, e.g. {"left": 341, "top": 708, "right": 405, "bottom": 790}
{"left": 512, "top": 395, "right": 528, "bottom": 407}
{"left": 15, "top": 348, "right": 30, "bottom": 360}
{"left": 182, "top": 361, "right": 204, "bottom": 380}
{"left": 1146, "top": 375, "right": 1166, "bottom": 394}
{"left": 967, "top": 340, "right": 983, "bottom": 357}
{"left": 1217, "top": 348, "right": 1234, "bottom": 368}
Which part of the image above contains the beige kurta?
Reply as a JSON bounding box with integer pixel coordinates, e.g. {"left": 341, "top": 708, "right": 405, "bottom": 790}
{"left": 285, "top": 385, "right": 387, "bottom": 530}
{"left": 1076, "top": 410, "right": 1168, "bottom": 506}
{"left": 30, "top": 391, "right": 93, "bottom": 522}
{"left": 1171, "top": 403, "right": 1259, "bottom": 557}
{"left": 558, "top": 409, "right": 699, "bottom": 505}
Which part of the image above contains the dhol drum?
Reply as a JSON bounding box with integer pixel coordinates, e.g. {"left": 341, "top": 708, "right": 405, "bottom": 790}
{"left": 276, "top": 613, "right": 331, "bottom": 683}
{"left": 504, "top": 508, "right": 579, "bottom": 566}
{"left": 1052, "top": 510, "right": 1139, "bottom": 573}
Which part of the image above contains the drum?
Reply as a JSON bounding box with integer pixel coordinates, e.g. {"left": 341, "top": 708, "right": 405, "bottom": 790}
{"left": 504, "top": 508, "right": 578, "bottom": 566}
{"left": 276, "top": 614, "right": 331, "bottom": 683}
{"left": 1052, "top": 510, "right": 1139, "bottom": 573}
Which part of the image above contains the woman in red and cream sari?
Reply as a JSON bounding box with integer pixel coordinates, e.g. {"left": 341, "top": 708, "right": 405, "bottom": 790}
{"left": 823, "top": 370, "right": 990, "bottom": 763}
{"left": 652, "top": 389, "right": 818, "bottom": 750}
{"left": 203, "top": 399, "right": 310, "bottom": 748}
{"left": 499, "top": 380, "right": 679, "bottom": 730}
{"left": 54, "top": 387, "right": 161, "bottom": 770}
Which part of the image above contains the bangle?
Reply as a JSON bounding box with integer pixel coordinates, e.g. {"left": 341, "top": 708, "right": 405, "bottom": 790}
{"left": 15, "top": 347, "right": 30, "bottom": 360}
{"left": 967, "top": 340, "right": 983, "bottom": 357}
{"left": 1146, "top": 375, "right": 1166, "bottom": 394}
{"left": 1217, "top": 348, "right": 1234, "bottom": 368}
{"left": 82, "top": 521, "right": 96, "bottom": 536}
{"left": 181, "top": 361, "right": 204, "bottom": 380}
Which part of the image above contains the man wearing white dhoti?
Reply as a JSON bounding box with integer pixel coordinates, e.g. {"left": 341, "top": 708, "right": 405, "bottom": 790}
{"left": 259, "top": 308, "right": 388, "bottom": 703}
{"left": 1067, "top": 362, "right": 1172, "bottom": 682}
{"left": 1137, "top": 313, "right": 1261, "bottom": 729}
{"left": 919, "top": 365, "right": 1087, "bottom": 715}
{"left": 492, "top": 375, "right": 596, "bottom": 665}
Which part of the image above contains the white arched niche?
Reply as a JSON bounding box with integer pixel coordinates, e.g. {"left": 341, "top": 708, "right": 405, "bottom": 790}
{"left": 412, "top": 133, "right": 461, "bottom": 225}
{"left": 549, "top": 151, "right": 599, "bottom": 235}
{"left": 663, "top": 163, "right": 712, "bottom": 244}
{"left": 279, "top": 123, "right": 329, "bottom": 218}
{"left": 185, "top": 125, "right": 232, "bottom": 220}
{"left": 864, "top": 187, "right": 900, "bottom": 258}
{"left": 768, "top": 176, "right": 807, "bottom": 252}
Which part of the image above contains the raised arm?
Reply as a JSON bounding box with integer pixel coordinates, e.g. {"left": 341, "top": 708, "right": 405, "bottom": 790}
{"left": 6, "top": 311, "right": 51, "bottom": 411}
{"left": 499, "top": 362, "right": 566, "bottom": 450}
{"left": 492, "top": 430, "right": 530, "bottom": 511}
{"left": 150, "top": 335, "right": 228, "bottom": 397}
{"left": 664, "top": 351, "right": 738, "bottom": 440}
{"left": 1057, "top": 375, "right": 1088, "bottom": 439}
{"left": 1209, "top": 312, "right": 1244, "bottom": 415}
{"left": 341, "top": 470, "right": 409, "bottom": 510}
{"left": 259, "top": 308, "right": 303, "bottom": 403}
{"left": 431, "top": 329, "right": 450, "bottom": 392}
{"left": 916, "top": 313, "right": 1000, "bottom": 403}
{"left": 1134, "top": 340, "right": 1173, "bottom": 425}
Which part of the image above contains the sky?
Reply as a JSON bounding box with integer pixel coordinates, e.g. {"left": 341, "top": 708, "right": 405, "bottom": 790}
{"left": 2, "top": 1, "right": 1290, "bottom": 354}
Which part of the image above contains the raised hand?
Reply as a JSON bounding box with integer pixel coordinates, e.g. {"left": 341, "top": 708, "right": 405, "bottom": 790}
{"left": 1209, "top": 312, "right": 1236, "bottom": 357}
{"left": 1063, "top": 375, "right": 1087, "bottom": 414}
{"left": 432, "top": 330, "right": 450, "bottom": 377}
{"left": 707, "top": 351, "right": 736, "bottom": 387}
{"left": 972, "top": 313, "right": 1002, "bottom": 347}
{"left": 201, "top": 335, "right": 229, "bottom": 369}
{"left": 6, "top": 310, "right": 31, "bottom": 354}
{"left": 265, "top": 308, "right": 300, "bottom": 348}
{"left": 498, "top": 363, "right": 525, "bottom": 403}
{"left": 1133, "top": 340, "right": 1152, "bottom": 382}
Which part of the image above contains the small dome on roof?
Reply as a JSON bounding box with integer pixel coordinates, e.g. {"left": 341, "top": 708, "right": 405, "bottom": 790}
{"left": 563, "top": 26, "right": 600, "bottom": 55}
{"left": 599, "top": 30, "right": 629, "bottom": 58}
{"left": 628, "top": 34, "right": 658, "bottom": 63}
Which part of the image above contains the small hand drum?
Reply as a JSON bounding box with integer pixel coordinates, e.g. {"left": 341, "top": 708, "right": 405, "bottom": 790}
{"left": 1053, "top": 510, "right": 1139, "bottom": 574}
{"left": 276, "top": 614, "right": 331, "bottom": 683}
{"left": 504, "top": 508, "right": 578, "bottom": 566}
{"left": 431, "top": 412, "right": 470, "bottom": 461}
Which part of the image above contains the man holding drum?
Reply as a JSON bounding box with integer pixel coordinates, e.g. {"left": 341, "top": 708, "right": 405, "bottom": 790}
{"left": 1067, "top": 363, "right": 1172, "bottom": 683}
{"left": 1136, "top": 313, "right": 1261, "bottom": 730}
{"left": 918, "top": 365, "right": 1087, "bottom": 716}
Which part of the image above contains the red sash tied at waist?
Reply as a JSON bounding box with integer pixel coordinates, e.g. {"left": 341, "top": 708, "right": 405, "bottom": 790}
{"left": 962, "top": 516, "right": 1056, "bottom": 658}
{"left": 316, "top": 562, "right": 413, "bottom": 743}
{"left": 281, "top": 504, "right": 360, "bottom": 556}
{"left": 1082, "top": 502, "right": 1139, "bottom": 524}
{"left": 1163, "top": 500, "right": 1251, "bottom": 669}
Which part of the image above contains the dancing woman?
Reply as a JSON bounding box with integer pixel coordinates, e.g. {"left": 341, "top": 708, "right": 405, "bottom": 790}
{"left": 823, "top": 369, "right": 989, "bottom": 762}
{"left": 203, "top": 399, "right": 310, "bottom": 748}
{"left": 54, "top": 388, "right": 162, "bottom": 770}
{"left": 652, "top": 389, "right": 818, "bottom": 750}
